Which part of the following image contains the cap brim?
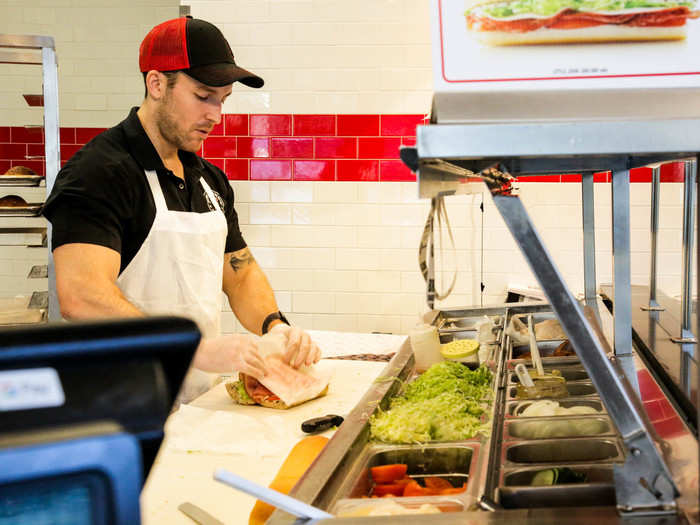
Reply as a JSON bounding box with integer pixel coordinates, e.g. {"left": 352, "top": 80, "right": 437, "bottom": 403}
{"left": 185, "top": 62, "right": 264, "bottom": 88}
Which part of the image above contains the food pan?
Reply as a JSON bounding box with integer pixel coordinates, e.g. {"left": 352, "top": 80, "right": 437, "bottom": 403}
{"left": 509, "top": 340, "right": 578, "bottom": 363}
{"left": 324, "top": 443, "right": 480, "bottom": 514}
{"left": 438, "top": 311, "right": 503, "bottom": 331}
{"left": 511, "top": 311, "right": 557, "bottom": 325}
{"left": 438, "top": 314, "right": 503, "bottom": 348}
{"left": 502, "top": 465, "right": 614, "bottom": 486}
{"left": 507, "top": 381, "right": 597, "bottom": 400}
{"left": 506, "top": 365, "right": 589, "bottom": 384}
{"left": 441, "top": 317, "right": 482, "bottom": 330}
{"left": 506, "top": 398, "right": 605, "bottom": 417}
{"left": 498, "top": 466, "right": 615, "bottom": 508}
{"left": 503, "top": 438, "right": 623, "bottom": 464}
{"left": 438, "top": 329, "right": 478, "bottom": 344}
{"left": 508, "top": 313, "right": 565, "bottom": 341}
{"left": 504, "top": 416, "right": 614, "bottom": 440}
{"left": 346, "top": 444, "right": 476, "bottom": 499}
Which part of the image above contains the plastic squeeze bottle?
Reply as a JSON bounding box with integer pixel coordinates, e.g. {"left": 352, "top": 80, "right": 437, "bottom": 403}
{"left": 409, "top": 323, "right": 443, "bottom": 372}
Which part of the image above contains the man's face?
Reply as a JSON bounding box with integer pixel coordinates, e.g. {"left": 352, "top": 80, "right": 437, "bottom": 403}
{"left": 155, "top": 72, "right": 232, "bottom": 153}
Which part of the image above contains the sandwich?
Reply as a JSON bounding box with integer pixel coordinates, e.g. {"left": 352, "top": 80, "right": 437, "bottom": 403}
{"left": 464, "top": 0, "right": 700, "bottom": 45}
{"left": 226, "top": 328, "right": 329, "bottom": 409}
{"left": 226, "top": 371, "right": 329, "bottom": 409}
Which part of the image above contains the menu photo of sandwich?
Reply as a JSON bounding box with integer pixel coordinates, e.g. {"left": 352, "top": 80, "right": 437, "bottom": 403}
{"left": 464, "top": 0, "right": 700, "bottom": 45}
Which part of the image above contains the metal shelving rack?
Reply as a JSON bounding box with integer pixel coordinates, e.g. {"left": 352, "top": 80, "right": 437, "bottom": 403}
{"left": 0, "top": 34, "right": 60, "bottom": 323}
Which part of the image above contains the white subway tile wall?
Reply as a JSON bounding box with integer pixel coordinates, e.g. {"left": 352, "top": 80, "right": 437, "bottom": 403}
{"left": 223, "top": 181, "right": 695, "bottom": 335}
{"left": 0, "top": 0, "right": 179, "bottom": 127}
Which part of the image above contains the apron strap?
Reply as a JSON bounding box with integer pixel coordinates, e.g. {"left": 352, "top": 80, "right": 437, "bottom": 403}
{"left": 144, "top": 170, "right": 168, "bottom": 212}
{"left": 199, "top": 177, "right": 224, "bottom": 214}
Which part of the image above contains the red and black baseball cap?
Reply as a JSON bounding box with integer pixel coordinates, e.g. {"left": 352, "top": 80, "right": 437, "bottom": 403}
{"left": 139, "top": 17, "right": 264, "bottom": 88}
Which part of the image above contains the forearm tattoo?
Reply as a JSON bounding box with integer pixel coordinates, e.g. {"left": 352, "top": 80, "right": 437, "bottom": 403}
{"left": 229, "top": 249, "right": 255, "bottom": 272}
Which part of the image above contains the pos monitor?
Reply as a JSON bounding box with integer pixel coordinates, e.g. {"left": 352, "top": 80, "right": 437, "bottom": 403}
{"left": 0, "top": 316, "right": 200, "bottom": 525}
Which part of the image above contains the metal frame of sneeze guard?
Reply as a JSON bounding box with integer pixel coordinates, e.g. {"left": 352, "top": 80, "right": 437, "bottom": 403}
{"left": 410, "top": 121, "right": 700, "bottom": 514}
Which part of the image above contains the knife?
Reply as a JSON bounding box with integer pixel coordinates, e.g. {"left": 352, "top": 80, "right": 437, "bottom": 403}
{"left": 177, "top": 502, "right": 225, "bottom": 525}
{"left": 301, "top": 414, "right": 344, "bottom": 434}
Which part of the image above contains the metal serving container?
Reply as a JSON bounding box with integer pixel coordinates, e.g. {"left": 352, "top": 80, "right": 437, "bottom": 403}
{"left": 506, "top": 398, "right": 606, "bottom": 418}
{"left": 504, "top": 416, "right": 615, "bottom": 440}
{"left": 503, "top": 438, "right": 623, "bottom": 464}
{"left": 498, "top": 465, "right": 616, "bottom": 509}
{"left": 329, "top": 443, "right": 481, "bottom": 514}
{"left": 506, "top": 364, "right": 589, "bottom": 384}
{"left": 506, "top": 381, "right": 598, "bottom": 400}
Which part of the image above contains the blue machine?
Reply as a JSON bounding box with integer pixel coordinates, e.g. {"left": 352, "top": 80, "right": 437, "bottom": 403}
{"left": 0, "top": 316, "right": 201, "bottom": 525}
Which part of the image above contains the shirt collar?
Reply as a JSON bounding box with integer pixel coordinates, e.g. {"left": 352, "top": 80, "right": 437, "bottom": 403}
{"left": 122, "top": 106, "right": 204, "bottom": 172}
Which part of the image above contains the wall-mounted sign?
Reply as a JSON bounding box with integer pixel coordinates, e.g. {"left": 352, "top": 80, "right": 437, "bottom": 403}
{"left": 433, "top": 0, "right": 700, "bottom": 90}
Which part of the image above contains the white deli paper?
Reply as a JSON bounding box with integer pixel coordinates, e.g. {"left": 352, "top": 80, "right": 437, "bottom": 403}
{"left": 164, "top": 404, "right": 287, "bottom": 457}
{"left": 255, "top": 327, "right": 330, "bottom": 407}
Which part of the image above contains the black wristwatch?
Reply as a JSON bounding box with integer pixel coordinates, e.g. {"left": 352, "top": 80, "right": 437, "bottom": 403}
{"left": 261, "top": 310, "right": 290, "bottom": 334}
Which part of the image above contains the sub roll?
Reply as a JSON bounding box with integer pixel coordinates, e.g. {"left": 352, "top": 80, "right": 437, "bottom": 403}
{"left": 464, "top": 0, "right": 700, "bottom": 45}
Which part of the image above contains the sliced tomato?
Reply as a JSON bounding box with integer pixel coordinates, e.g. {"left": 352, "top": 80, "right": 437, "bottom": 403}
{"left": 479, "top": 17, "right": 546, "bottom": 32}
{"left": 438, "top": 485, "right": 468, "bottom": 494}
{"left": 393, "top": 476, "right": 413, "bottom": 486}
{"left": 370, "top": 464, "right": 408, "bottom": 484}
{"left": 401, "top": 480, "right": 440, "bottom": 497}
{"left": 424, "top": 477, "right": 454, "bottom": 490}
{"left": 371, "top": 483, "right": 406, "bottom": 497}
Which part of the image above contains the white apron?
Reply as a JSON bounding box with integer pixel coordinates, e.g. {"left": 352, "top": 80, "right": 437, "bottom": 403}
{"left": 117, "top": 169, "right": 227, "bottom": 403}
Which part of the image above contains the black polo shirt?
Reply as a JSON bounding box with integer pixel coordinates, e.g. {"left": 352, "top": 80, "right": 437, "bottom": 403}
{"left": 43, "top": 107, "right": 246, "bottom": 274}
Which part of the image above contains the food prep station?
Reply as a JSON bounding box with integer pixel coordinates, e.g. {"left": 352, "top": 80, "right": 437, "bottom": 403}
{"left": 263, "top": 83, "right": 700, "bottom": 522}
{"left": 265, "top": 300, "right": 697, "bottom": 523}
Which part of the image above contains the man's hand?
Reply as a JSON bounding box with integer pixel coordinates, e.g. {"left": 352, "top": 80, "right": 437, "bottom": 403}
{"left": 193, "top": 334, "right": 267, "bottom": 379}
{"left": 271, "top": 325, "right": 322, "bottom": 368}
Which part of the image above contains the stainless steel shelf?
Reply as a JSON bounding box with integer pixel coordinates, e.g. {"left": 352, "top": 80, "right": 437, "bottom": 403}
{"left": 1, "top": 33, "right": 59, "bottom": 321}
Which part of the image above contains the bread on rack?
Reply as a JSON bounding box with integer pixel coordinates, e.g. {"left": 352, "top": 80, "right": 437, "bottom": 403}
{"left": 3, "top": 165, "right": 38, "bottom": 176}
{"left": 0, "top": 195, "right": 28, "bottom": 207}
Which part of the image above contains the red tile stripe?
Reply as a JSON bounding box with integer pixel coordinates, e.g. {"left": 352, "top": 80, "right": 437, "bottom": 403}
{"left": 0, "top": 118, "right": 692, "bottom": 182}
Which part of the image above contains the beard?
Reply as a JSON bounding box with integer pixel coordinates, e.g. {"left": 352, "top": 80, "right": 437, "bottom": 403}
{"left": 155, "top": 91, "right": 199, "bottom": 153}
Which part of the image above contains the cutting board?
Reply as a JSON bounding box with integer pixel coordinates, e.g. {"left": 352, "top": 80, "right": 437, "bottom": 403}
{"left": 141, "top": 359, "right": 388, "bottom": 525}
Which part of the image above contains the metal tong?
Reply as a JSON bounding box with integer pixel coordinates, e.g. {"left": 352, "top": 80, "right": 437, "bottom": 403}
{"left": 527, "top": 314, "right": 545, "bottom": 377}
{"left": 214, "top": 468, "right": 333, "bottom": 521}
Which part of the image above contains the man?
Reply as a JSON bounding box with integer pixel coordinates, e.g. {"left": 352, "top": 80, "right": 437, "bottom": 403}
{"left": 43, "top": 17, "right": 320, "bottom": 401}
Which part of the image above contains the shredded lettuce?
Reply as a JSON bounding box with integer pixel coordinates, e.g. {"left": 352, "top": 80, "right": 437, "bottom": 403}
{"left": 235, "top": 381, "right": 254, "bottom": 403}
{"left": 403, "top": 361, "right": 492, "bottom": 402}
{"left": 467, "top": 0, "right": 695, "bottom": 18}
{"left": 369, "top": 362, "right": 493, "bottom": 444}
